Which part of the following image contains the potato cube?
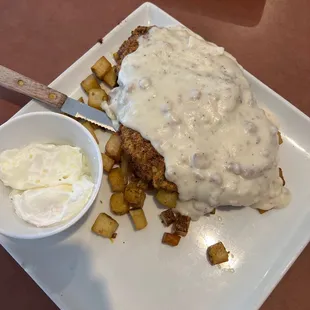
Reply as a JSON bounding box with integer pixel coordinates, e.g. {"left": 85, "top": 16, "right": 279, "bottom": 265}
{"left": 88, "top": 88, "right": 108, "bottom": 110}
{"left": 91, "top": 56, "right": 112, "bottom": 80}
{"left": 207, "top": 242, "right": 229, "bottom": 265}
{"left": 102, "top": 153, "right": 115, "bottom": 173}
{"left": 136, "top": 179, "right": 148, "bottom": 191}
{"left": 82, "top": 121, "right": 98, "bottom": 144}
{"left": 105, "top": 133, "right": 122, "bottom": 162}
{"left": 113, "top": 52, "right": 119, "bottom": 61}
{"left": 129, "top": 209, "right": 148, "bottom": 230}
{"left": 103, "top": 66, "right": 117, "bottom": 88}
{"left": 81, "top": 74, "right": 100, "bottom": 94}
{"left": 159, "top": 209, "right": 176, "bottom": 226}
{"left": 277, "top": 131, "right": 283, "bottom": 145}
{"left": 156, "top": 190, "right": 178, "bottom": 208}
{"left": 124, "top": 183, "right": 146, "bottom": 208}
{"left": 129, "top": 176, "right": 148, "bottom": 190}
{"left": 174, "top": 214, "right": 190, "bottom": 237}
{"left": 108, "top": 168, "right": 125, "bottom": 192}
{"left": 91, "top": 213, "right": 119, "bottom": 238}
{"left": 120, "top": 154, "right": 130, "bottom": 185}
{"left": 279, "top": 167, "right": 285, "bottom": 186}
{"left": 162, "top": 233, "right": 181, "bottom": 247}
{"left": 110, "top": 192, "right": 129, "bottom": 215}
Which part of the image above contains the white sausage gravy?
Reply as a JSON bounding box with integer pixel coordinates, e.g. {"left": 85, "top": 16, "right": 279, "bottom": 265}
{"left": 110, "top": 26, "right": 290, "bottom": 220}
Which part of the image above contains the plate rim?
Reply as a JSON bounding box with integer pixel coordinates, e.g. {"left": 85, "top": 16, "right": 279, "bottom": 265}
{"left": 2, "top": 2, "right": 310, "bottom": 310}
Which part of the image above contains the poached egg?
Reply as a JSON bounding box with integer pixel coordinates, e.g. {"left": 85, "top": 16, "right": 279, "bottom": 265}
{"left": 0, "top": 143, "right": 94, "bottom": 227}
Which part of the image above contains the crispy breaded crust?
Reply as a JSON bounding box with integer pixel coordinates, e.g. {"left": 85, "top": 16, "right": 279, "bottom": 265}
{"left": 119, "top": 126, "right": 177, "bottom": 191}
{"left": 115, "top": 26, "right": 150, "bottom": 73}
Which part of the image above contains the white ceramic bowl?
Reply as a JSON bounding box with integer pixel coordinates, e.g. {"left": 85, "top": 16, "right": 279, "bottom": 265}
{"left": 0, "top": 112, "right": 102, "bottom": 239}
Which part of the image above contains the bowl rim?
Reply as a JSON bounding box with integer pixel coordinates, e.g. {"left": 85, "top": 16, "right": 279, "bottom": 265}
{"left": 0, "top": 111, "right": 103, "bottom": 239}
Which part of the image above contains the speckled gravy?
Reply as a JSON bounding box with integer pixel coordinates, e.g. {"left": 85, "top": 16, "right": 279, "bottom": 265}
{"left": 110, "top": 26, "right": 290, "bottom": 220}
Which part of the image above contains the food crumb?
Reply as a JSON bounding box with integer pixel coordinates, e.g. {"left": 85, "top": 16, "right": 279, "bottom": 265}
{"left": 100, "top": 200, "right": 103, "bottom": 204}
{"left": 97, "top": 38, "right": 103, "bottom": 44}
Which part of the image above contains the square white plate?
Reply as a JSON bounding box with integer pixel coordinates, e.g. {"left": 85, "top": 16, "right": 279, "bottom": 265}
{"left": 1, "top": 2, "right": 310, "bottom": 310}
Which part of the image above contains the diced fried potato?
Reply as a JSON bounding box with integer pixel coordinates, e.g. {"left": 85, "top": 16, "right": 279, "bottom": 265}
{"left": 258, "top": 209, "right": 268, "bottom": 214}
{"left": 174, "top": 214, "right": 191, "bottom": 237}
{"left": 88, "top": 88, "right": 108, "bottom": 110}
{"left": 105, "top": 133, "right": 122, "bottom": 162}
{"left": 102, "top": 153, "right": 115, "bottom": 173}
{"left": 81, "top": 74, "right": 100, "bottom": 94}
{"left": 110, "top": 192, "right": 129, "bottom": 215}
{"left": 120, "top": 154, "right": 130, "bottom": 185}
{"left": 78, "top": 97, "right": 84, "bottom": 103}
{"left": 129, "top": 208, "right": 148, "bottom": 230}
{"left": 108, "top": 167, "right": 125, "bottom": 192}
{"left": 156, "top": 190, "right": 178, "bottom": 208}
{"left": 91, "top": 56, "right": 112, "bottom": 80}
{"left": 136, "top": 179, "right": 148, "bottom": 191}
{"left": 129, "top": 176, "right": 148, "bottom": 189}
{"left": 277, "top": 131, "right": 283, "bottom": 145}
{"left": 279, "top": 167, "right": 285, "bottom": 186}
{"left": 162, "top": 233, "right": 181, "bottom": 247}
{"left": 207, "top": 242, "right": 229, "bottom": 265}
{"left": 124, "top": 183, "right": 146, "bottom": 208}
{"left": 113, "top": 52, "right": 119, "bottom": 61}
{"left": 103, "top": 66, "right": 117, "bottom": 88}
{"left": 82, "top": 121, "right": 98, "bottom": 143}
{"left": 160, "top": 209, "right": 176, "bottom": 227}
{"left": 91, "top": 213, "right": 119, "bottom": 238}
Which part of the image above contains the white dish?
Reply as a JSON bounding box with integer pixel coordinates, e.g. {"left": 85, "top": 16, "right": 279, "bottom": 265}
{"left": 1, "top": 2, "right": 310, "bottom": 310}
{"left": 0, "top": 112, "right": 102, "bottom": 239}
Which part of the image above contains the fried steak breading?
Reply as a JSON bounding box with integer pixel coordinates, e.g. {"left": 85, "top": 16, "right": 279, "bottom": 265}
{"left": 115, "top": 26, "right": 150, "bottom": 73}
{"left": 119, "top": 126, "right": 177, "bottom": 192}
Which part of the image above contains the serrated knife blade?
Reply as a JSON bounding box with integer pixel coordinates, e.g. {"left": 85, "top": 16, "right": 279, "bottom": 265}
{"left": 61, "top": 98, "right": 116, "bottom": 131}
{"left": 0, "top": 65, "right": 116, "bottom": 132}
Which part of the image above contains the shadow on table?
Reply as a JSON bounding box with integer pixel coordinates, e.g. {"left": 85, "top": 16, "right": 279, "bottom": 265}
{"left": 3, "top": 242, "right": 113, "bottom": 310}
{"left": 1, "top": 197, "right": 114, "bottom": 309}
{"left": 155, "top": 0, "right": 267, "bottom": 27}
{"left": 217, "top": 205, "right": 245, "bottom": 212}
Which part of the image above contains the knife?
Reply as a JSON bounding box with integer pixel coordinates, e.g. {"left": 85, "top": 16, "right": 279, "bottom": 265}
{"left": 0, "top": 65, "right": 116, "bottom": 132}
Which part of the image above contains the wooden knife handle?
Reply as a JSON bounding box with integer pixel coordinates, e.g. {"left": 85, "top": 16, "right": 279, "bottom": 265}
{"left": 0, "top": 65, "right": 67, "bottom": 109}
